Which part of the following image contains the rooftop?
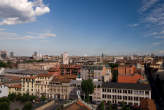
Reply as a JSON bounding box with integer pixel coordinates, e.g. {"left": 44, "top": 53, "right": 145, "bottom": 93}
{"left": 102, "top": 83, "right": 151, "bottom": 90}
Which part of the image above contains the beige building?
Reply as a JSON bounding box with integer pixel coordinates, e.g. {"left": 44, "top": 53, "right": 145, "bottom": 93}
{"left": 21, "top": 76, "right": 36, "bottom": 95}
{"left": 7, "top": 84, "right": 21, "bottom": 94}
{"left": 49, "top": 77, "right": 73, "bottom": 100}
{"left": 20, "top": 73, "right": 76, "bottom": 100}
{"left": 18, "top": 62, "right": 59, "bottom": 70}
{"left": 35, "top": 74, "right": 54, "bottom": 97}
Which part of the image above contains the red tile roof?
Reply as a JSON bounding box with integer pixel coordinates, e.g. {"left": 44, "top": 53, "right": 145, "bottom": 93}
{"left": 118, "top": 74, "right": 144, "bottom": 83}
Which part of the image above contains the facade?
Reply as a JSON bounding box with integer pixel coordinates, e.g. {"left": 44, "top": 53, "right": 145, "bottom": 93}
{"left": 10, "top": 52, "right": 14, "bottom": 58}
{"left": 118, "top": 74, "right": 144, "bottom": 83}
{"left": 20, "top": 73, "right": 77, "bottom": 100}
{"left": 0, "top": 50, "right": 8, "bottom": 59}
{"left": 7, "top": 84, "right": 21, "bottom": 94}
{"left": 80, "top": 65, "right": 111, "bottom": 81}
{"left": 48, "top": 64, "right": 81, "bottom": 75}
{"left": 18, "top": 62, "right": 59, "bottom": 70}
{"left": 21, "top": 76, "right": 36, "bottom": 95}
{"left": 62, "top": 52, "right": 69, "bottom": 64}
{"left": 49, "top": 77, "right": 73, "bottom": 100}
{"left": 35, "top": 74, "right": 54, "bottom": 97}
{"left": 0, "top": 84, "right": 9, "bottom": 97}
{"left": 101, "top": 83, "right": 151, "bottom": 106}
{"left": 118, "top": 65, "right": 136, "bottom": 76}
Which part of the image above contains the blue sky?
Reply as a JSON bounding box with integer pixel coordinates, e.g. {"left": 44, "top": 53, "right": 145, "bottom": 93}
{"left": 0, "top": 0, "right": 164, "bottom": 56}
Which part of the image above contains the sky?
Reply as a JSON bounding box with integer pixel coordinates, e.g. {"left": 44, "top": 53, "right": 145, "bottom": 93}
{"left": 0, "top": 0, "right": 164, "bottom": 56}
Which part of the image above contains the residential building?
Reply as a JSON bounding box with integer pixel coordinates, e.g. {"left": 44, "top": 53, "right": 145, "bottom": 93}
{"left": 80, "top": 65, "right": 111, "bottom": 81}
{"left": 101, "top": 83, "right": 151, "bottom": 106}
{"left": 7, "top": 84, "right": 21, "bottom": 94}
{"left": 18, "top": 62, "right": 59, "bottom": 70}
{"left": 0, "top": 84, "right": 9, "bottom": 97}
{"left": 62, "top": 52, "right": 69, "bottom": 64}
{"left": 48, "top": 64, "right": 81, "bottom": 75}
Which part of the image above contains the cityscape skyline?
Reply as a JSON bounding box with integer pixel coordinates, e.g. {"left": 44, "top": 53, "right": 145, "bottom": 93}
{"left": 0, "top": 0, "right": 164, "bottom": 56}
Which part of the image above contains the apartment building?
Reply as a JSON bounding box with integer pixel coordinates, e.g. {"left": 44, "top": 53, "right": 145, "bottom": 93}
{"left": 118, "top": 65, "right": 136, "bottom": 76}
{"left": 0, "top": 84, "right": 9, "bottom": 97}
{"left": 18, "top": 62, "right": 59, "bottom": 70}
{"left": 21, "top": 76, "right": 36, "bottom": 95}
{"left": 35, "top": 74, "right": 54, "bottom": 97}
{"left": 48, "top": 64, "right": 81, "bottom": 75}
{"left": 80, "top": 65, "right": 112, "bottom": 81}
{"left": 7, "top": 84, "right": 21, "bottom": 94}
{"left": 20, "top": 73, "right": 77, "bottom": 99}
{"left": 48, "top": 76, "right": 74, "bottom": 100}
{"left": 101, "top": 83, "right": 151, "bottom": 106}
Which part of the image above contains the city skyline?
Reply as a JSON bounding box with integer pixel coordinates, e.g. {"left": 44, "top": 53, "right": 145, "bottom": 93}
{"left": 0, "top": 0, "right": 164, "bottom": 56}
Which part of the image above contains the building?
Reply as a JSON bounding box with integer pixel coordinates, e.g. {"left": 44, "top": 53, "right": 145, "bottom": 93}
{"left": 7, "top": 84, "right": 21, "bottom": 94}
{"left": 21, "top": 76, "right": 36, "bottom": 95}
{"left": 117, "top": 65, "right": 145, "bottom": 83}
{"left": 101, "top": 83, "right": 151, "bottom": 106}
{"left": 63, "top": 99, "right": 92, "bottom": 110}
{"left": 62, "top": 52, "right": 69, "bottom": 64}
{"left": 118, "top": 65, "right": 136, "bottom": 76}
{"left": 80, "top": 65, "right": 111, "bottom": 81}
{"left": 10, "top": 52, "right": 14, "bottom": 58}
{"left": 118, "top": 74, "right": 144, "bottom": 83}
{"left": 49, "top": 75, "right": 75, "bottom": 100}
{"left": 0, "top": 50, "right": 8, "bottom": 59}
{"left": 0, "top": 84, "right": 9, "bottom": 97}
{"left": 32, "top": 51, "right": 43, "bottom": 60}
{"left": 48, "top": 64, "right": 81, "bottom": 75}
{"left": 18, "top": 62, "right": 59, "bottom": 70}
{"left": 20, "top": 73, "right": 77, "bottom": 99}
{"left": 35, "top": 74, "right": 54, "bottom": 97}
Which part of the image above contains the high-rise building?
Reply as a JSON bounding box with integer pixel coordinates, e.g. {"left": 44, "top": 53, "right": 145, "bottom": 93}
{"left": 10, "top": 52, "right": 14, "bottom": 58}
{"left": 33, "top": 51, "right": 38, "bottom": 57}
{"left": 62, "top": 52, "right": 69, "bottom": 64}
{"left": 0, "top": 50, "right": 8, "bottom": 59}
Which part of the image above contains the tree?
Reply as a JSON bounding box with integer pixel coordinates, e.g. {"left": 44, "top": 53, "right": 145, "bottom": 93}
{"left": 98, "top": 101, "right": 105, "bottom": 110}
{"left": 0, "top": 102, "right": 10, "bottom": 110}
{"left": 108, "top": 103, "right": 112, "bottom": 110}
{"left": 23, "top": 102, "right": 32, "bottom": 110}
{"left": 41, "top": 95, "right": 46, "bottom": 101}
{"left": 81, "top": 79, "right": 94, "bottom": 102}
{"left": 0, "top": 61, "right": 7, "bottom": 67}
{"left": 121, "top": 102, "right": 130, "bottom": 110}
{"left": 8, "top": 93, "right": 16, "bottom": 101}
{"left": 112, "top": 70, "right": 118, "bottom": 82}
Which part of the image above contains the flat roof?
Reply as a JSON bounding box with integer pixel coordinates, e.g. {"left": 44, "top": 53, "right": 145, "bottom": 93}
{"left": 102, "top": 83, "right": 151, "bottom": 90}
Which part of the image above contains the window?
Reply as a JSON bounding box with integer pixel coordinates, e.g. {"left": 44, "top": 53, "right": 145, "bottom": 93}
{"left": 145, "top": 91, "right": 149, "bottom": 95}
{"left": 102, "top": 94, "right": 105, "bottom": 98}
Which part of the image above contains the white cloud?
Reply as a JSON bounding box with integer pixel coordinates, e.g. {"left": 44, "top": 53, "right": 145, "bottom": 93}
{"left": 0, "top": 0, "right": 50, "bottom": 25}
{"left": 128, "top": 23, "right": 139, "bottom": 27}
{"left": 143, "top": 3, "right": 164, "bottom": 25}
{"left": 0, "top": 29, "right": 56, "bottom": 40}
{"left": 140, "top": 0, "right": 158, "bottom": 12}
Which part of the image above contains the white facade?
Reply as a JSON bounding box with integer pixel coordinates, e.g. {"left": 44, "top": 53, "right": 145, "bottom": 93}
{"left": 0, "top": 85, "right": 9, "bottom": 97}
{"left": 62, "top": 52, "right": 69, "bottom": 64}
{"left": 102, "top": 88, "right": 151, "bottom": 106}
